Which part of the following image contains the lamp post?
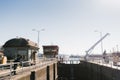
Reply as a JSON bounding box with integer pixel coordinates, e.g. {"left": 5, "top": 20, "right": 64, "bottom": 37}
{"left": 95, "top": 30, "right": 103, "bottom": 54}
{"left": 32, "top": 29, "right": 45, "bottom": 47}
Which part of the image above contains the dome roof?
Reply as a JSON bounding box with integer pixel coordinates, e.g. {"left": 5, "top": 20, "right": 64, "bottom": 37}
{"left": 3, "top": 38, "right": 39, "bottom": 49}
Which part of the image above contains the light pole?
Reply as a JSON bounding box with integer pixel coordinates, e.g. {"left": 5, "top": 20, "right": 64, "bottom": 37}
{"left": 32, "top": 29, "right": 45, "bottom": 47}
{"left": 95, "top": 30, "right": 103, "bottom": 54}
{"left": 116, "top": 45, "right": 119, "bottom": 52}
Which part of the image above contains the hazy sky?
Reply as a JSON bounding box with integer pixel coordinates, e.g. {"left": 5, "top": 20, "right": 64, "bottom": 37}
{"left": 0, "top": 0, "right": 120, "bottom": 55}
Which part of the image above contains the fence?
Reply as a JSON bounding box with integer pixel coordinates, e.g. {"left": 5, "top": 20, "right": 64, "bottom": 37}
{"left": 0, "top": 58, "right": 57, "bottom": 80}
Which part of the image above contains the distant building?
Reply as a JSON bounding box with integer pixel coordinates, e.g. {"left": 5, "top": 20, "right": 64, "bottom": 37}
{"left": 112, "top": 52, "right": 120, "bottom": 65}
{"left": 43, "top": 45, "right": 59, "bottom": 58}
{"left": 3, "top": 38, "right": 39, "bottom": 64}
{"left": 112, "top": 52, "right": 120, "bottom": 57}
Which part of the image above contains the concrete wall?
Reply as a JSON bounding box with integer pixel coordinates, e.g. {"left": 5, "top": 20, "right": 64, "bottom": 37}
{"left": 57, "top": 63, "right": 85, "bottom": 80}
{"left": 16, "top": 73, "right": 31, "bottom": 80}
{"left": 82, "top": 61, "right": 120, "bottom": 80}
{"left": 14, "top": 61, "right": 120, "bottom": 80}
{"left": 57, "top": 61, "right": 120, "bottom": 80}
{"left": 14, "top": 63, "right": 57, "bottom": 80}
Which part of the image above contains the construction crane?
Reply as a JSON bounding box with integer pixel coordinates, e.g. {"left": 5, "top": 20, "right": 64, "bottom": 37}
{"left": 84, "top": 33, "right": 110, "bottom": 61}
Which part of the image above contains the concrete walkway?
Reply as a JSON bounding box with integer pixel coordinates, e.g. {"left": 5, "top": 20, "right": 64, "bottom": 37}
{"left": 0, "top": 60, "right": 57, "bottom": 80}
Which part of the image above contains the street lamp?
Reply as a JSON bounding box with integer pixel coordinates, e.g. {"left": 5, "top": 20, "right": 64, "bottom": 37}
{"left": 95, "top": 30, "right": 103, "bottom": 54}
{"left": 32, "top": 29, "right": 45, "bottom": 47}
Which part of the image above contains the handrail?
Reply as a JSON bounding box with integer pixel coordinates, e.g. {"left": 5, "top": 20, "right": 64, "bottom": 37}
{"left": 0, "top": 58, "right": 57, "bottom": 79}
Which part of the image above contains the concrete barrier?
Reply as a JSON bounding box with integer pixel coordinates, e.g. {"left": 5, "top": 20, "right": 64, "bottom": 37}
{"left": 58, "top": 61, "right": 120, "bottom": 80}
{"left": 14, "top": 72, "right": 31, "bottom": 80}
{"left": 14, "top": 63, "right": 57, "bottom": 80}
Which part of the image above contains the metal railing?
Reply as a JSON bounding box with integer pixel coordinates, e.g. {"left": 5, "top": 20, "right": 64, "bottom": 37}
{"left": 0, "top": 58, "right": 57, "bottom": 80}
{"left": 58, "top": 58, "right": 80, "bottom": 64}
{"left": 88, "top": 57, "right": 120, "bottom": 70}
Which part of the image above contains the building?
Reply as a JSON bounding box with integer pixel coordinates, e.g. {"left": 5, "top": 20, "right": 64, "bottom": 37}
{"left": 3, "top": 38, "right": 39, "bottom": 64}
{"left": 112, "top": 52, "right": 120, "bottom": 65}
{"left": 43, "top": 45, "right": 59, "bottom": 58}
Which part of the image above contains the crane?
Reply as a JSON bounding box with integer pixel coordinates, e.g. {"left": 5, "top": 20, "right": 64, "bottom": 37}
{"left": 84, "top": 33, "right": 110, "bottom": 61}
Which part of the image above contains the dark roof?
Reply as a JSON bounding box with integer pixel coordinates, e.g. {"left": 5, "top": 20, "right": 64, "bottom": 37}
{"left": 43, "top": 45, "right": 59, "bottom": 48}
{"left": 3, "top": 38, "right": 39, "bottom": 49}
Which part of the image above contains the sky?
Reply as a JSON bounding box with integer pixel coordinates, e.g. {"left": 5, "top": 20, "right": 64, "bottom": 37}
{"left": 0, "top": 0, "right": 120, "bottom": 55}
